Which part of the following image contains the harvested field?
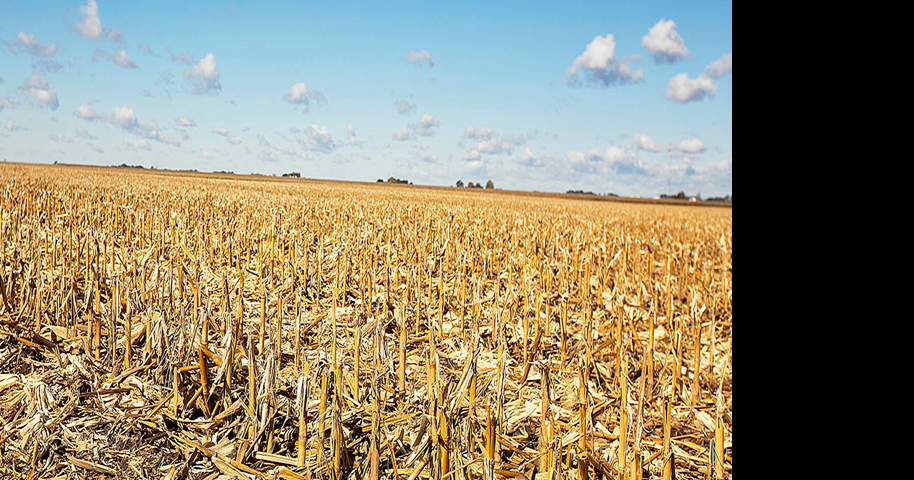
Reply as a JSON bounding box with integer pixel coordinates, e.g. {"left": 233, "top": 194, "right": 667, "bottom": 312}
{"left": 0, "top": 163, "right": 732, "bottom": 479}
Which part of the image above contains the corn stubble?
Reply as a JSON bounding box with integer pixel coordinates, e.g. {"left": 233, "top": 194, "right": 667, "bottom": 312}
{"left": 0, "top": 164, "right": 732, "bottom": 479}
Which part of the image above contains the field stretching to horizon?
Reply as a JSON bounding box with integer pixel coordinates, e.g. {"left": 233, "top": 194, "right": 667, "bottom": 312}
{"left": 0, "top": 163, "right": 731, "bottom": 479}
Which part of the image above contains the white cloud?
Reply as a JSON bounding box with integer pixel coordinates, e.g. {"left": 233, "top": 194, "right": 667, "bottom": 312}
{"left": 183, "top": 53, "right": 221, "bottom": 95}
{"left": 678, "top": 138, "right": 707, "bottom": 154}
{"left": 226, "top": 136, "right": 242, "bottom": 145}
{"left": 283, "top": 82, "right": 327, "bottom": 113}
{"left": 666, "top": 73, "right": 716, "bottom": 102}
{"left": 102, "top": 105, "right": 181, "bottom": 147}
{"left": 76, "top": 101, "right": 99, "bottom": 121}
{"left": 392, "top": 125, "right": 412, "bottom": 141}
{"left": 19, "top": 74, "right": 59, "bottom": 110}
{"left": 212, "top": 127, "right": 229, "bottom": 136}
{"left": 301, "top": 124, "right": 334, "bottom": 154}
{"left": 201, "top": 150, "right": 214, "bottom": 160}
{"left": 403, "top": 49, "right": 435, "bottom": 68}
{"left": 633, "top": 133, "right": 665, "bottom": 152}
{"left": 703, "top": 54, "right": 733, "bottom": 79}
{"left": 395, "top": 99, "right": 416, "bottom": 115}
{"left": 75, "top": 0, "right": 103, "bottom": 40}
{"left": 666, "top": 53, "right": 732, "bottom": 103}
{"left": 5, "top": 120, "right": 29, "bottom": 132}
{"left": 417, "top": 114, "right": 440, "bottom": 136}
{"left": 92, "top": 49, "right": 137, "bottom": 68}
{"left": 459, "top": 126, "right": 526, "bottom": 156}
{"left": 8, "top": 32, "right": 57, "bottom": 57}
{"left": 566, "top": 34, "right": 644, "bottom": 87}
{"left": 518, "top": 147, "right": 543, "bottom": 167}
{"left": 111, "top": 105, "right": 137, "bottom": 128}
{"left": 641, "top": 20, "right": 689, "bottom": 64}
{"left": 566, "top": 145, "right": 649, "bottom": 176}
{"left": 393, "top": 114, "right": 440, "bottom": 141}
{"left": 342, "top": 123, "right": 364, "bottom": 148}
{"left": 176, "top": 116, "right": 196, "bottom": 127}
{"left": 124, "top": 138, "right": 152, "bottom": 151}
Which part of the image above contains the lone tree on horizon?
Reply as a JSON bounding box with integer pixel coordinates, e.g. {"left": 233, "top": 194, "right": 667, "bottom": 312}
{"left": 485, "top": 180, "right": 494, "bottom": 189}
{"left": 456, "top": 180, "right": 464, "bottom": 187}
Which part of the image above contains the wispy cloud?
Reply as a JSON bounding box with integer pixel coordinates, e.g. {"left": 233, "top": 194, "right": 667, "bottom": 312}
{"left": 92, "top": 49, "right": 138, "bottom": 68}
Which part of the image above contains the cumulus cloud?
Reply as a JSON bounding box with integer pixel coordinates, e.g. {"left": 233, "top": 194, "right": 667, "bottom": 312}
{"left": 342, "top": 123, "right": 364, "bottom": 148}
{"left": 566, "top": 34, "right": 644, "bottom": 87}
{"left": 93, "top": 49, "right": 138, "bottom": 68}
{"left": 641, "top": 19, "right": 689, "bottom": 64}
{"left": 665, "top": 53, "right": 732, "bottom": 103}
{"left": 518, "top": 147, "right": 544, "bottom": 167}
{"left": 111, "top": 105, "right": 137, "bottom": 129}
{"left": 19, "top": 74, "right": 59, "bottom": 110}
{"left": 76, "top": 101, "right": 99, "bottom": 121}
{"left": 212, "top": 127, "right": 229, "bottom": 136}
{"left": 566, "top": 145, "right": 650, "bottom": 176}
{"left": 98, "top": 105, "right": 182, "bottom": 147}
{"left": 5, "top": 120, "right": 29, "bottom": 132}
{"left": 678, "top": 138, "right": 707, "bottom": 154}
{"left": 183, "top": 53, "right": 221, "bottom": 95}
{"left": 7, "top": 32, "right": 57, "bottom": 57}
{"left": 633, "top": 133, "right": 665, "bottom": 152}
{"left": 417, "top": 114, "right": 439, "bottom": 136}
{"left": 74, "top": 0, "right": 103, "bottom": 40}
{"left": 283, "top": 83, "right": 327, "bottom": 113}
{"left": 392, "top": 114, "right": 440, "bottom": 141}
{"left": 300, "top": 124, "right": 334, "bottom": 154}
{"left": 392, "top": 125, "right": 412, "bottom": 142}
{"left": 226, "top": 136, "right": 242, "bottom": 145}
{"left": 176, "top": 116, "right": 196, "bottom": 127}
{"left": 403, "top": 49, "right": 435, "bottom": 68}
{"left": 703, "top": 54, "right": 733, "bottom": 79}
{"left": 395, "top": 99, "right": 417, "bottom": 115}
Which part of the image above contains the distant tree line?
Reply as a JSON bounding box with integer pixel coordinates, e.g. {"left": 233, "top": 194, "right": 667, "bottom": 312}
{"left": 377, "top": 177, "right": 412, "bottom": 184}
{"left": 282, "top": 172, "right": 301, "bottom": 177}
{"left": 659, "top": 191, "right": 732, "bottom": 203}
{"left": 456, "top": 180, "right": 494, "bottom": 189}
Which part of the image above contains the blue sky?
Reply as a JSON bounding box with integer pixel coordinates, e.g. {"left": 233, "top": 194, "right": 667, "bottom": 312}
{"left": 0, "top": 0, "right": 732, "bottom": 197}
